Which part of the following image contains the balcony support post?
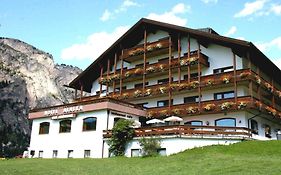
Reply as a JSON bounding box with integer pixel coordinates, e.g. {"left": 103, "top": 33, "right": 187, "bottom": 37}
{"left": 257, "top": 67, "right": 261, "bottom": 100}
{"left": 178, "top": 34, "right": 181, "bottom": 83}
{"left": 106, "top": 59, "right": 110, "bottom": 95}
{"left": 99, "top": 66, "right": 103, "bottom": 96}
{"left": 169, "top": 35, "right": 172, "bottom": 111}
{"left": 187, "top": 34, "right": 191, "bottom": 83}
{"left": 197, "top": 42, "right": 201, "bottom": 112}
{"left": 272, "top": 79, "right": 275, "bottom": 108}
{"left": 74, "top": 89, "right": 77, "bottom": 99}
{"left": 120, "top": 50, "right": 124, "bottom": 95}
{"left": 233, "top": 52, "right": 237, "bottom": 104}
{"left": 143, "top": 29, "right": 147, "bottom": 91}
{"left": 80, "top": 83, "right": 83, "bottom": 101}
{"left": 113, "top": 53, "right": 117, "bottom": 94}
{"left": 247, "top": 52, "right": 254, "bottom": 104}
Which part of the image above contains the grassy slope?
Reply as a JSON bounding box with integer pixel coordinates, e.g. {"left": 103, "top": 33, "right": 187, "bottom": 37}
{"left": 1, "top": 141, "right": 281, "bottom": 175}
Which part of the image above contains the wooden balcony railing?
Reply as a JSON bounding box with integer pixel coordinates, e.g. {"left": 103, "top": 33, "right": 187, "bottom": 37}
{"left": 100, "top": 50, "right": 209, "bottom": 85}
{"left": 103, "top": 125, "right": 252, "bottom": 138}
{"left": 146, "top": 96, "right": 281, "bottom": 119}
{"left": 122, "top": 37, "right": 171, "bottom": 62}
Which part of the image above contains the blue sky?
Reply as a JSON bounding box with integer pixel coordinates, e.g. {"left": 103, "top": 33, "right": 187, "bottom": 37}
{"left": 1, "top": 0, "right": 281, "bottom": 70}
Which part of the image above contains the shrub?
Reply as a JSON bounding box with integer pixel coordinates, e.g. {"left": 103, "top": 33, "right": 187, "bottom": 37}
{"left": 139, "top": 137, "right": 161, "bottom": 157}
{"left": 108, "top": 119, "right": 134, "bottom": 157}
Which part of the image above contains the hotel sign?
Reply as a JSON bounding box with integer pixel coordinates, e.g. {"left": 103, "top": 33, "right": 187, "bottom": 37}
{"left": 44, "top": 105, "right": 83, "bottom": 117}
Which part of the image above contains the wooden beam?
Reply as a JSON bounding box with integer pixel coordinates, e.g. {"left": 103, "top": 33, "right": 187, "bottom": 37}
{"left": 188, "top": 34, "right": 191, "bottom": 83}
{"left": 74, "top": 89, "right": 77, "bottom": 99}
{"left": 247, "top": 52, "right": 253, "bottom": 101}
{"left": 272, "top": 79, "right": 275, "bottom": 108}
{"left": 120, "top": 50, "right": 124, "bottom": 95}
{"left": 178, "top": 34, "right": 181, "bottom": 83}
{"left": 143, "top": 29, "right": 147, "bottom": 91}
{"left": 113, "top": 53, "right": 117, "bottom": 94}
{"left": 233, "top": 52, "right": 237, "bottom": 104}
{"left": 106, "top": 59, "right": 110, "bottom": 95}
{"left": 80, "top": 84, "right": 83, "bottom": 101}
{"left": 197, "top": 42, "right": 201, "bottom": 112}
{"left": 99, "top": 66, "right": 103, "bottom": 96}
{"left": 257, "top": 67, "right": 261, "bottom": 100}
{"left": 169, "top": 35, "right": 172, "bottom": 111}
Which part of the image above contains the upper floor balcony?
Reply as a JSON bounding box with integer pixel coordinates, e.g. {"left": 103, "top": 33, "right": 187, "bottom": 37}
{"left": 100, "top": 50, "right": 209, "bottom": 85}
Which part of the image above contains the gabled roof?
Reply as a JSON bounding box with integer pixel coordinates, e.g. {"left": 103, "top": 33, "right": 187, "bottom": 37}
{"left": 69, "top": 18, "right": 281, "bottom": 92}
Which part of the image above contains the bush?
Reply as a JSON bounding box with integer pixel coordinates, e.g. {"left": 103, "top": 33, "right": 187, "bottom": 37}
{"left": 139, "top": 137, "right": 161, "bottom": 157}
{"left": 109, "top": 119, "right": 134, "bottom": 157}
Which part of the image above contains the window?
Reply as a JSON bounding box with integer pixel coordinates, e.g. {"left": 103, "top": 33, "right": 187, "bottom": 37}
{"left": 84, "top": 150, "right": 91, "bottom": 158}
{"left": 95, "top": 90, "right": 106, "bottom": 94}
{"left": 250, "top": 120, "right": 258, "bottom": 134}
{"left": 39, "top": 122, "right": 50, "bottom": 134}
{"left": 131, "top": 149, "right": 141, "bottom": 157}
{"left": 184, "top": 96, "right": 199, "bottom": 103}
{"left": 135, "top": 62, "right": 149, "bottom": 68}
{"left": 213, "top": 66, "right": 233, "bottom": 74}
{"left": 185, "top": 121, "right": 203, "bottom": 126}
{"left": 59, "top": 120, "right": 72, "bottom": 133}
{"left": 134, "top": 82, "right": 148, "bottom": 88}
{"left": 38, "top": 151, "right": 43, "bottom": 158}
{"left": 158, "top": 78, "right": 172, "bottom": 84}
{"left": 68, "top": 150, "right": 73, "bottom": 158}
{"left": 30, "top": 150, "right": 35, "bottom": 158}
{"left": 52, "top": 150, "right": 58, "bottom": 158}
{"left": 215, "top": 118, "right": 236, "bottom": 127}
{"left": 157, "top": 100, "right": 172, "bottom": 107}
{"left": 83, "top": 117, "right": 97, "bottom": 131}
{"left": 214, "top": 91, "right": 234, "bottom": 100}
{"left": 157, "top": 148, "right": 167, "bottom": 156}
{"left": 184, "top": 73, "right": 200, "bottom": 80}
{"left": 137, "top": 102, "right": 148, "bottom": 108}
{"left": 115, "top": 86, "right": 126, "bottom": 92}
{"left": 264, "top": 124, "right": 271, "bottom": 138}
{"left": 158, "top": 57, "right": 169, "bottom": 62}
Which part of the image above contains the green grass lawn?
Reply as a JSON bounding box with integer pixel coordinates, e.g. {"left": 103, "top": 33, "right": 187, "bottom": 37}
{"left": 1, "top": 140, "right": 281, "bottom": 175}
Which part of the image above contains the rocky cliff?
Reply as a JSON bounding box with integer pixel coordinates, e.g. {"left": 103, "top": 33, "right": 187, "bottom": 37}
{"left": 0, "top": 38, "right": 82, "bottom": 157}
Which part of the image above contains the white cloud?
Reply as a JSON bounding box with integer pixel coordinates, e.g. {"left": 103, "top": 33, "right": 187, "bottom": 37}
{"left": 270, "top": 4, "right": 281, "bottom": 15}
{"left": 224, "top": 26, "right": 237, "bottom": 37}
{"left": 255, "top": 36, "right": 281, "bottom": 52}
{"left": 100, "top": 9, "right": 111, "bottom": 21}
{"left": 146, "top": 3, "right": 190, "bottom": 26}
{"left": 61, "top": 26, "right": 129, "bottom": 60}
{"left": 272, "top": 58, "right": 281, "bottom": 69}
{"left": 234, "top": 0, "right": 267, "bottom": 18}
{"left": 101, "top": 0, "right": 140, "bottom": 20}
{"left": 201, "top": 0, "right": 218, "bottom": 4}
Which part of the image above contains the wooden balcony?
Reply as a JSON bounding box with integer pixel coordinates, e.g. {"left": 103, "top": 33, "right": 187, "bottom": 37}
{"left": 100, "top": 50, "right": 209, "bottom": 85}
{"left": 122, "top": 37, "right": 171, "bottom": 62}
{"left": 146, "top": 96, "right": 281, "bottom": 119}
{"left": 103, "top": 125, "right": 252, "bottom": 139}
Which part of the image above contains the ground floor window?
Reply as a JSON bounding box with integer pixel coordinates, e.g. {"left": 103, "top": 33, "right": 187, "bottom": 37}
{"left": 52, "top": 150, "right": 58, "bottom": 158}
{"left": 264, "top": 124, "right": 271, "bottom": 138}
{"left": 68, "top": 150, "right": 73, "bottom": 158}
{"left": 250, "top": 120, "right": 259, "bottom": 134}
{"left": 38, "top": 151, "right": 43, "bottom": 158}
{"left": 215, "top": 118, "right": 236, "bottom": 127}
{"left": 131, "top": 149, "right": 141, "bottom": 157}
{"left": 157, "top": 148, "right": 167, "bottom": 156}
{"left": 30, "top": 150, "right": 35, "bottom": 158}
{"left": 84, "top": 150, "right": 91, "bottom": 158}
{"left": 185, "top": 120, "right": 203, "bottom": 126}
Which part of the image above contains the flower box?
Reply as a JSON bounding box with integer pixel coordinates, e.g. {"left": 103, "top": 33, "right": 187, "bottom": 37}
{"left": 220, "top": 102, "right": 234, "bottom": 111}
{"left": 134, "top": 90, "right": 142, "bottom": 98}
{"left": 239, "top": 72, "right": 251, "bottom": 79}
{"left": 159, "top": 87, "right": 168, "bottom": 94}
{"left": 265, "top": 106, "right": 277, "bottom": 116}
{"left": 144, "top": 89, "right": 152, "bottom": 96}
{"left": 205, "top": 79, "right": 214, "bottom": 86}
{"left": 172, "top": 108, "right": 182, "bottom": 115}
{"left": 264, "top": 82, "right": 273, "bottom": 93}
{"left": 204, "top": 104, "right": 215, "bottom": 111}
{"left": 237, "top": 101, "right": 247, "bottom": 109}
{"left": 159, "top": 109, "right": 169, "bottom": 116}
{"left": 186, "top": 107, "right": 198, "bottom": 114}
{"left": 146, "top": 66, "right": 156, "bottom": 73}
{"left": 255, "top": 75, "right": 261, "bottom": 85}
{"left": 222, "top": 76, "right": 230, "bottom": 84}
{"left": 134, "top": 68, "right": 143, "bottom": 75}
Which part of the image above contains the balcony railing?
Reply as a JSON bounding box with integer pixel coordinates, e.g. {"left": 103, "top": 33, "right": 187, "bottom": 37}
{"left": 100, "top": 50, "right": 209, "bottom": 85}
{"left": 146, "top": 96, "right": 281, "bottom": 119}
{"left": 122, "top": 37, "right": 171, "bottom": 62}
{"left": 103, "top": 125, "right": 251, "bottom": 139}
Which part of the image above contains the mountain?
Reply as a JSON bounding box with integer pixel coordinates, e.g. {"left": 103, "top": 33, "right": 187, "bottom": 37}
{"left": 0, "top": 38, "right": 82, "bottom": 157}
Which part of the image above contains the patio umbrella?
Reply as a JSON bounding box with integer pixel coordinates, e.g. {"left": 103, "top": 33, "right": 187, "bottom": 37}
{"left": 146, "top": 119, "right": 165, "bottom": 124}
{"left": 163, "top": 116, "right": 183, "bottom": 122}
{"left": 132, "top": 120, "right": 141, "bottom": 128}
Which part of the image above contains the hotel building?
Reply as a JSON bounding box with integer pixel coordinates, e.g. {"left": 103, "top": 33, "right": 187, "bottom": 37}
{"left": 28, "top": 18, "right": 281, "bottom": 158}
